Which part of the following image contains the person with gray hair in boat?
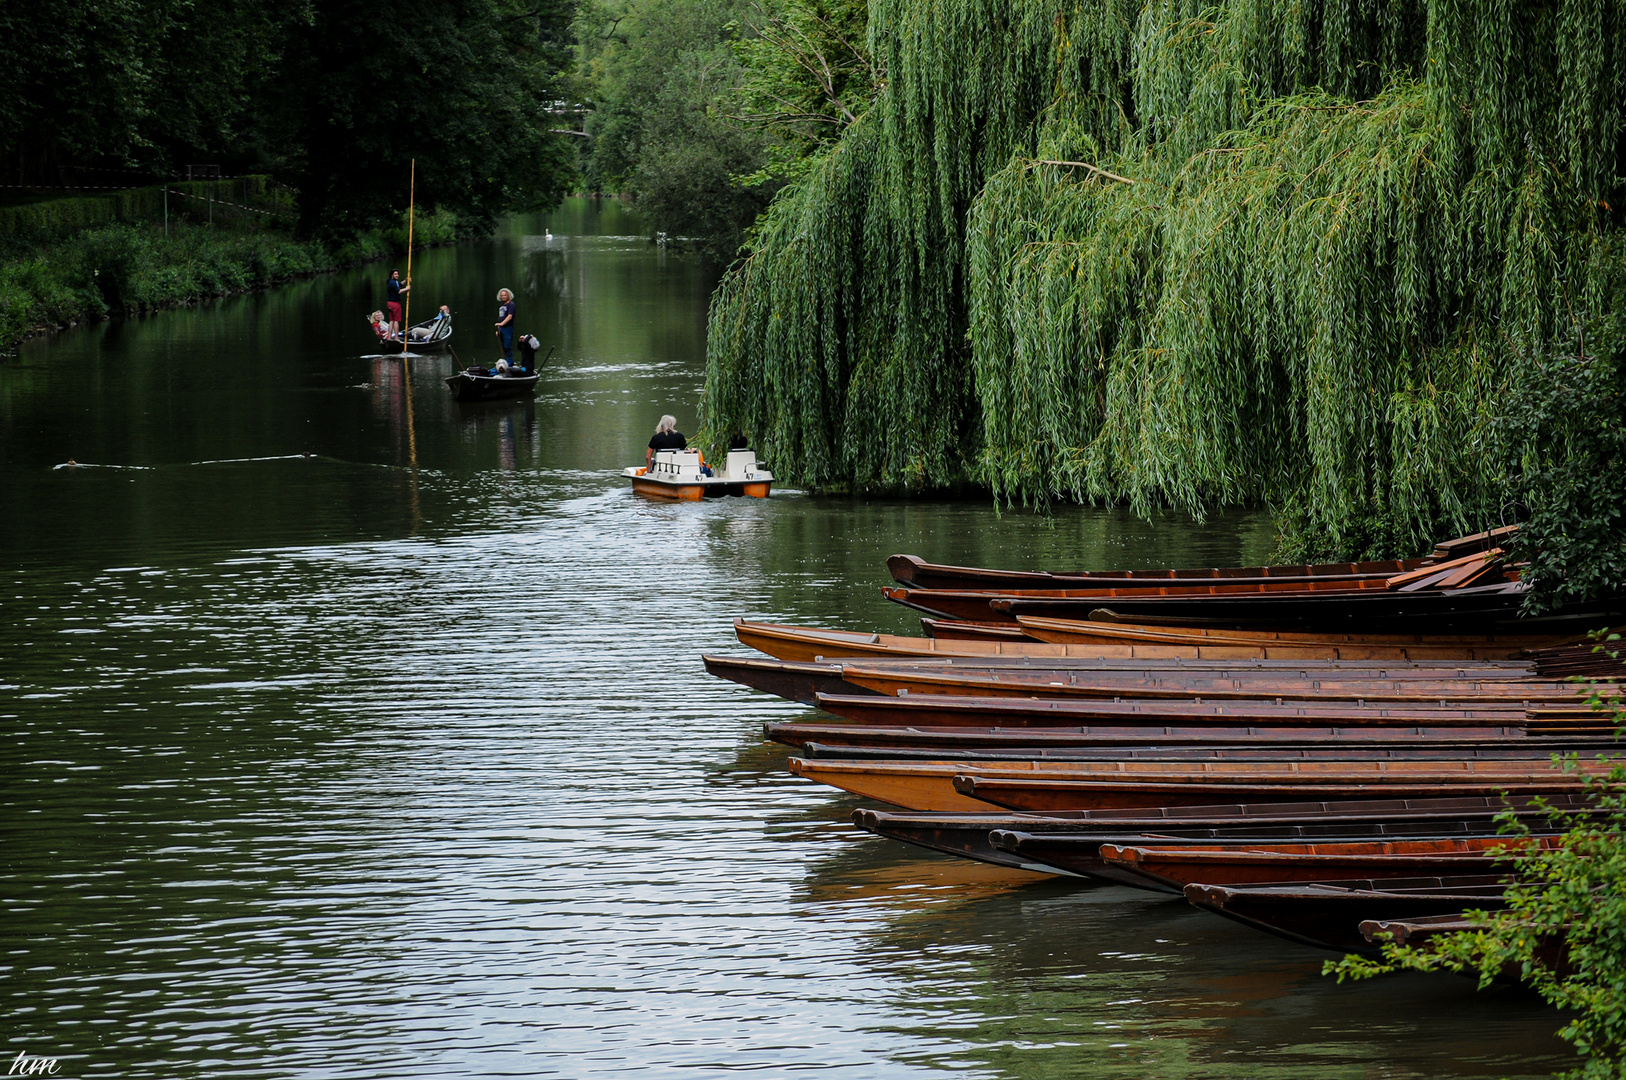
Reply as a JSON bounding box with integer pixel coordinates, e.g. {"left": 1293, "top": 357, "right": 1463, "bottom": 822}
{"left": 646, "top": 414, "right": 686, "bottom": 468}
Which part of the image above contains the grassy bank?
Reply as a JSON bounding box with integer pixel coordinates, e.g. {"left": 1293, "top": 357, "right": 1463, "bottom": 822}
{"left": 0, "top": 208, "right": 462, "bottom": 355}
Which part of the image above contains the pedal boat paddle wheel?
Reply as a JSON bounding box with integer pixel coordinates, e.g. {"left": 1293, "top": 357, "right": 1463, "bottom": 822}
{"left": 625, "top": 449, "right": 773, "bottom": 501}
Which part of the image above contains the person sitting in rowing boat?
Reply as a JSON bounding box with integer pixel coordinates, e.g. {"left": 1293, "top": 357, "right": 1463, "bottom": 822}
{"left": 646, "top": 415, "right": 686, "bottom": 469}
{"left": 408, "top": 304, "right": 451, "bottom": 341}
{"left": 369, "top": 310, "right": 394, "bottom": 343}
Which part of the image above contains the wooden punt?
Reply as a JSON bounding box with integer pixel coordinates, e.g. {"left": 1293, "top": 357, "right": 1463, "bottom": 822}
{"left": 1000, "top": 583, "right": 1626, "bottom": 637}
{"left": 711, "top": 651, "right": 1554, "bottom": 706}
{"left": 857, "top": 795, "right": 1588, "bottom": 874}
{"left": 1094, "top": 835, "right": 1559, "bottom": 891}
{"left": 1011, "top": 615, "right": 1577, "bottom": 655}
{"left": 920, "top": 618, "right": 1037, "bottom": 641}
{"left": 886, "top": 553, "right": 1438, "bottom": 592}
{"left": 836, "top": 664, "right": 1588, "bottom": 704}
{"left": 811, "top": 691, "right": 1568, "bottom": 730}
{"left": 765, "top": 720, "right": 1545, "bottom": 751}
{"left": 735, "top": 618, "right": 1564, "bottom": 663}
{"left": 885, "top": 579, "right": 1398, "bottom": 623}
{"left": 797, "top": 737, "right": 1622, "bottom": 762}
{"left": 1184, "top": 878, "right": 1511, "bottom": 954}
{"left": 1354, "top": 912, "right": 1574, "bottom": 980}
{"left": 996, "top": 832, "right": 1549, "bottom": 886}
{"left": 789, "top": 756, "right": 1602, "bottom": 813}
{"left": 702, "top": 653, "right": 876, "bottom": 704}
{"left": 958, "top": 773, "right": 1593, "bottom": 814}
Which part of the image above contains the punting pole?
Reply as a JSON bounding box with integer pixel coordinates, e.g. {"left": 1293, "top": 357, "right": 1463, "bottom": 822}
{"left": 402, "top": 158, "right": 415, "bottom": 355}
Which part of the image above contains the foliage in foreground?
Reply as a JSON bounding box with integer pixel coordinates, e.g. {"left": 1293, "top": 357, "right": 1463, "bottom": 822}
{"left": 1328, "top": 660, "right": 1626, "bottom": 1079}
{"left": 702, "top": 0, "right": 1626, "bottom": 563}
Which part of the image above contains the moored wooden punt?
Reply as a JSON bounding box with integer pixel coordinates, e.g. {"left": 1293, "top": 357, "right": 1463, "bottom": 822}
{"left": 735, "top": 618, "right": 1570, "bottom": 663}
{"left": 1360, "top": 913, "right": 1480, "bottom": 946}
{"left": 1093, "top": 835, "right": 1560, "bottom": 891}
{"left": 766, "top": 719, "right": 1546, "bottom": 751}
{"left": 957, "top": 773, "right": 1593, "bottom": 814}
{"left": 836, "top": 663, "right": 1590, "bottom": 704}
{"left": 885, "top": 578, "right": 1398, "bottom": 623}
{"left": 1184, "top": 878, "right": 1511, "bottom": 954}
{"left": 920, "top": 618, "right": 1038, "bottom": 641}
{"left": 701, "top": 653, "right": 878, "bottom": 704}
{"left": 1010, "top": 614, "right": 1578, "bottom": 655}
{"left": 857, "top": 795, "right": 1589, "bottom": 874}
{"left": 789, "top": 756, "right": 1606, "bottom": 813}
{"left": 998, "top": 581, "right": 1626, "bottom": 636}
{"left": 709, "top": 650, "right": 1561, "bottom": 706}
{"left": 811, "top": 690, "right": 1574, "bottom": 730}
{"left": 797, "top": 736, "right": 1624, "bottom": 762}
{"left": 886, "top": 553, "right": 1440, "bottom": 592}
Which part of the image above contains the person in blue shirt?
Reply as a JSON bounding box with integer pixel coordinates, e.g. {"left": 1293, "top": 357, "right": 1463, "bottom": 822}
{"left": 494, "top": 288, "right": 516, "bottom": 365}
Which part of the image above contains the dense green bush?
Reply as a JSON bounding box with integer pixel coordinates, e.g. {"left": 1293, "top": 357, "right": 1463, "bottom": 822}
{"left": 0, "top": 207, "right": 467, "bottom": 353}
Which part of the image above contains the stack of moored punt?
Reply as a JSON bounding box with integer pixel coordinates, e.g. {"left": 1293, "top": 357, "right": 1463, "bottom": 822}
{"left": 706, "top": 526, "right": 1626, "bottom": 957}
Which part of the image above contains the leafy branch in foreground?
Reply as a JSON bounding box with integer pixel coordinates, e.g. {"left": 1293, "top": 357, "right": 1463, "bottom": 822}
{"left": 1327, "top": 638, "right": 1626, "bottom": 1080}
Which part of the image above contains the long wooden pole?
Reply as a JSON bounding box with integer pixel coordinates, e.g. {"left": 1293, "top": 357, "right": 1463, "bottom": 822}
{"left": 402, "top": 159, "right": 415, "bottom": 354}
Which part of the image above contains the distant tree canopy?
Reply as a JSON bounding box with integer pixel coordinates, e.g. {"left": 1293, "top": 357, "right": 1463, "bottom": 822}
{"left": 573, "top": 0, "right": 875, "bottom": 252}
{"left": 0, "top": 0, "right": 578, "bottom": 237}
{"left": 702, "top": 0, "right": 1626, "bottom": 577}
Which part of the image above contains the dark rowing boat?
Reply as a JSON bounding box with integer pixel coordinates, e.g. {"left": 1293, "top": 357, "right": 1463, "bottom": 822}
{"left": 444, "top": 367, "right": 540, "bottom": 402}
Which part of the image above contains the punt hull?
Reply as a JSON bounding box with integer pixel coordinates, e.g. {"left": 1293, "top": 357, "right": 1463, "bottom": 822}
{"left": 1184, "top": 879, "right": 1511, "bottom": 954}
{"left": 765, "top": 721, "right": 1541, "bottom": 750}
{"left": 812, "top": 691, "right": 1553, "bottom": 730}
{"left": 735, "top": 618, "right": 1558, "bottom": 664}
{"left": 702, "top": 653, "right": 869, "bottom": 704}
{"left": 836, "top": 665, "right": 1581, "bottom": 704}
{"left": 992, "top": 824, "right": 1561, "bottom": 885}
{"left": 886, "top": 553, "right": 1434, "bottom": 591}
{"left": 960, "top": 775, "right": 1587, "bottom": 815}
{"left": 1096, "top": 835, "right": 1552, "bottom": 891}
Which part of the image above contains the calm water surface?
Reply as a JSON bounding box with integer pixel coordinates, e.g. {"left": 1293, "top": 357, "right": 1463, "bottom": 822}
{"left": 1, "top": 199, "right": 1566, "bottom": 1078}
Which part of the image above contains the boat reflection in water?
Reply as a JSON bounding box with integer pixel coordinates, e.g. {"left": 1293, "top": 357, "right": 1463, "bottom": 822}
{"left": 796, "top": 828, "right": 1567, "bottom": 1079}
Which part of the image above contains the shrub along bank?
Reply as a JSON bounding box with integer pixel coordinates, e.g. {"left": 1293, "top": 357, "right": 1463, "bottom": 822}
{"left": 0, "top": 208, "right": 462, "bottom": 354}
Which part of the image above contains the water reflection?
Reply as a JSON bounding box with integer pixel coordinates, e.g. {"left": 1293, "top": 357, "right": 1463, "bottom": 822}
{"left": 0, "top": 199, "right": 1570, "bottom": 1079}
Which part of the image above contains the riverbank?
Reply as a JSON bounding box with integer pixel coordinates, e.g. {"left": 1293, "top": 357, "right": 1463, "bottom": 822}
{"left": 0, "top": 209, "right": 463, "bottom": 356}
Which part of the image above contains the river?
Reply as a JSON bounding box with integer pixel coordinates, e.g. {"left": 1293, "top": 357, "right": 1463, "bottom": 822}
{"left": 0, "top": 198, "right": 1565, "bottom": 1078}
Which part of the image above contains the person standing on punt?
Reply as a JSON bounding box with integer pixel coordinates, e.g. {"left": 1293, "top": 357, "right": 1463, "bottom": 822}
{"left": 385, "top": 269, "right": 410, "bottom": 334}
{"left": 494, "top": 288, "right": 516, "bottom": 367}
{"left": 646, "top": 415, "right": 686, "bottom": 469}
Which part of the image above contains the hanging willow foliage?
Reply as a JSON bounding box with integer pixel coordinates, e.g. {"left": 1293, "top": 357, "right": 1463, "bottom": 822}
{"left": 703, "top": 0, "right": 1626, "bottom": 555}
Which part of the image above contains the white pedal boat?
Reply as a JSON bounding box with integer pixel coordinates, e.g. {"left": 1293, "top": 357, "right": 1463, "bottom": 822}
{"left": 624, "top": 449, "right": 773, "bottom": 501}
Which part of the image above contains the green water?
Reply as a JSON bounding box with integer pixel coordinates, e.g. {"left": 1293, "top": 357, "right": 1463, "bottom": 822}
{"left": 0, "top": 198, "right": 1565, "bottom": 1078}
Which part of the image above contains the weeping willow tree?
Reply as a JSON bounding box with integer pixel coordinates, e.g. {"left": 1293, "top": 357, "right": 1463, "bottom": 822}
{"left": 703, "top": 0, "right": 1626, "bottom": 556}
